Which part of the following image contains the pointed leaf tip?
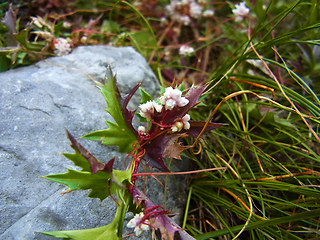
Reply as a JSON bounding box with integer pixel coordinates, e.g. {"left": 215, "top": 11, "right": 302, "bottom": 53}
{"left": 103, "top": 158, "right": 115, "bottom": 174}
{"left": 96, "top": 69, "right": 138, "bottom": 152}
{"left": 65, "top": 129, "right": 105, "bottom": 174}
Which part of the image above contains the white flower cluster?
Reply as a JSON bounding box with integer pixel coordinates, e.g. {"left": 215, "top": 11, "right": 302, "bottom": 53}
{"left": 159, "top": 87, "right": 189, "bottom": 110}
{"left": 139, "top": 87, "right": 191, "bottom": 133}
{"left": 171, "top": 114, "right": 190, "bottom": 132}
{"left": 53, "top": 38, "right": 72, "bottom": 56}
{"left": 179, "top": 45, "right": 194, "bottom": 56}
{"left": 232, "top": 2, "right": 250, "bottom": 22}
{"left": 164, "top": 0, "right": 214, "bottom": 26}
{"left": 127, "top": 212, "right": 150, "bottom": 236}
{"left": 139, "top": 101, "right": 163, "bottom": 120}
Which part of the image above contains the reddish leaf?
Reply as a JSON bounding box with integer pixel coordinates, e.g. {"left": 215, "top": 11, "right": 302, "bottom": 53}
{"left": 164, "top": 85, "right": 206, "bottom": 124}
{"left": 120, "top": 81, "right": 141, "bottom": 135}
{"left": 65, "top": 129, "right": 105, "bottom": 174}
{"left": 102, "top": 158, "right": 115, "bottom": 174}
{"left": 143, "top": 134, "right": 171, "bottom": 172}
{"left": 132, "top": 186, "right": 195, "bottom": 240}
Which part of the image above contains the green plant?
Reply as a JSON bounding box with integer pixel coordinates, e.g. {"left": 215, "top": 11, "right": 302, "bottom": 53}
{"left": 40, "top": 68, "right": 224, "bottom": 239}
{"left": 3, "top": 0, "right": 320, "bottom": 239}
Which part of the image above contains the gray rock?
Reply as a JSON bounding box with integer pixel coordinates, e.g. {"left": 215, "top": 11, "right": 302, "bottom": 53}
{"left": 0, "top": 45, "right": 187, "bottom": 240}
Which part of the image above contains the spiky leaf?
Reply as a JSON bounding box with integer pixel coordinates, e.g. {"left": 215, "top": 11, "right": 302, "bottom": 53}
{"left": 40, "top": 224, "right": 118, "bottom": 240}
{"left": 139, "top": 87, "right": 153, "bottom": 104}
{"left": 65, "top": 129, "right": 105, "bottom": 173}
{"left": 40, "top": 189, "right": 131, "bottom": 240}
{"left": 43, "top": 169, "right": 111, "bottom": 201}
{"left": 83, "top": 69, "right": 138, "bottom": 153}
{"left": 143, "top": 134, "right": 171, "bottom": 172}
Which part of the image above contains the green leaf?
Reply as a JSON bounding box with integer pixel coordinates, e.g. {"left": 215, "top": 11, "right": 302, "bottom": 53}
{"left": 110, "top": 169, "right": 132, "bottom": 201}
{"left": 83, "top": 70, "right": 137, "bottom": 153}
{"left": 101, "top": 121, "right": 136, "bottom": 152}
{"left": 65, "top": 129, "right": 108, "bottom": 174}
{"left": 81, "top": 130, "right": 108, "bottom": 141}
{"left": 0, "top": 54, "right": 10, "bottom": 72}
{"left": 62, "top": 153, "right": 91, "bottom": 172}
{"left": 112, "top": 169, "right": 132, "bottom": 184}
{"left": 139, "top": 87, "right": 153, "bottom": 104}
{"left": 98, "top": 78, "right": 124, "bottom": 126}
{"left": 40, "top": 189, "right": 131, "bottom": 240}
{"left": 40, "top": 224, "right": 118, "bottom": 240}
{"left": 43, "top": 169, "right": 111, "bottom": 201}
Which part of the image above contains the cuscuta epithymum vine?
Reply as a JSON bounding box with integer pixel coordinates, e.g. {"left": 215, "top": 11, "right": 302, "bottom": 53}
{"left": 41, "top": 68, "right": 223, "bottom": 240}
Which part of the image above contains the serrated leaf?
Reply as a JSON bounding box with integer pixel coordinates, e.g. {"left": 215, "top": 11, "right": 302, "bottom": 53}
{"left": 109, "top": 169, "right": 132, "bottom": 204}
{"left": 65, "top": 129, "right": 105, "bottom": 173}
{"left": 112, "top": 169, "right": 132, "bottom": 185}
{"left": 40, "top": 224, "right": 118, "bottom": 240}
{"left": 139, "top": 87, "right": 153, "bottom": 104}
{"left": 85, "top": 69, "right": 138, "bottom": 153}
{"left": 141, "top": 85, "right": 221, "bottom": 172}
{"left": 163, "top": 134, "right": 190, "bottom": 160}
{"left": 81, "top": 129, "right": 109, "bottom": 141}
{"left": 40, "top": 189, "right": 130, "bottom": 240}
{"left": 62, "top": 153, "right": 91, "bottom": 172}
{"left": 143, "top": 134, "right": 171, "bottom": 172}
{"left": 43, "top": 169, "right": 111, "bottom": 201}
{"left": 101, "top": 121, "right": 137, "bottom": 153}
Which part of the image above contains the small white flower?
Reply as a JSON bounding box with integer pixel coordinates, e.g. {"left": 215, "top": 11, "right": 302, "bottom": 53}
{"left": 165, "top": 0, "right": 205, "bottom": 25}
{"left": 165, "top": 99, "right": 176, "bottom": 110}
{"left": 127, "top": 212, "right": 150, "bottom": 236}
{"left": 179, "top": 45, "right": 195, "bottom": 56}
{"left": 182, "top": 114, "right": 191, "bottom": 129}
{"left": 190, "top": 2, "right": 203, "bottom": 18}
{"left": 171, "top": 114, "right": 191, "bottom": 132}
{"left": 178, "top": 15, "right": 191, "bottom": 25}
{"left": 139, "top": 101, "right": 162, "bottom": 120}
{"left": 159, "top": 87, "right": 189, "bottom": 110}
{"left": 165, "top": 4, "right": 175, "bottom": 16}
{"left": 139, "top": 101, "right": 154, "bottom": 120}
{"left": 164, "top": 87, "right": 182, "bottom": 99}
{"left": 62, "top": 21, "right": 72, "bottom": 28}
{"left": 181, "top": 0, "right": 190, "bottom": 5}
{"left": 138, "top": 126, "right": 146, "bottom": 135}
{"left": 80, "top": 36, "right": 88, "bottom": 44}
{"left": 153, "top": 101, "right": 163, "bottom": 113}
{"left": 232, "top": 2, "right": 249, "bottom": 22}
{"left": 160, "top": 17, "right": 168, "bottom": 26}
{"left": 203, "top": 9, "right": 214, "bottom": 17}
{"left": 176, "top": 97, "right": 189, "bottom": 107}
{"left": 172, "top": 121, "right": 184, "bottom": 132}
{"left": 53, "top": 38, "right": 72, "bottom": 56}
{"left": 133, "top": 1, "right": 142, "bottom": 7}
